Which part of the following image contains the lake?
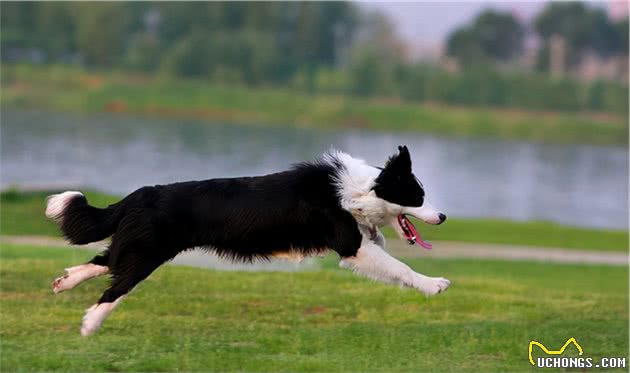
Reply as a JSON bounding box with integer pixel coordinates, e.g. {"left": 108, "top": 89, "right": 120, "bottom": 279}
{"left": 2, "top": 108, "right": 628, "bottom": 230}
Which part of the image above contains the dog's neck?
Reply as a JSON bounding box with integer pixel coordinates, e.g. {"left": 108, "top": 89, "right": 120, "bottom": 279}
{"left": 326, "top": 151, "right": 404, "bottom": 229}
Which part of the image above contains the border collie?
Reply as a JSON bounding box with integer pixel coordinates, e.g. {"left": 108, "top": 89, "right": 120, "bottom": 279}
{"left": 46, "top": 146, "right": 449, "bottom": 336}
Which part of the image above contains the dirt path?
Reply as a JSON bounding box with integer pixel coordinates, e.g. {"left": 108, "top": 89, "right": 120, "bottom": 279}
{"left": 1, "top": 235, "right": 627, "bottom": 268}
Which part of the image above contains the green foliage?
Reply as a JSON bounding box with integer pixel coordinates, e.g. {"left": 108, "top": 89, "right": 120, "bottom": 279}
{"left": 159, "top": 32, "right": 212, "bottom": 78}
{"left": 395, "top": 64, "right": 628, "bottom": 114}
{"left": 1, "top": 2, "right": 357, "bottom": 85}
{"left": 348, "top": 47, "right": 398, "bottom": 96}
{"left": 124, "top": 33, "right": 163, "bottom": 72}
{"left": 615, "top": 18, "right": 629, "bottom": 54}
{"left": 535, "top": 3, "right": 625, "bottom": 65}
{"left": 159, "top": 30, "right": 277, "bottom": 84}
{"left": 1, "top": 189, "right": 626, "bottom": 251}
{"left": 446, "top": 10, "right": 524, "bottom": 66}
{"left": 0, "top": 243, "right": 627, "bottom": 371}
{"left": 75, "top": 2, "right": 130, "bottom": 66}
{"left": 2, "top": 2, "right": 627, "bottom": 114}
{"left": 2, "top": 65, "right": 628, "bottom": 144}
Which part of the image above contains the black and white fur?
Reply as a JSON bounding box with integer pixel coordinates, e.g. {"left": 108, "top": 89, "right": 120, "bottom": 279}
{"left": 46, "top": 146, "right": 449, "bottom": 336}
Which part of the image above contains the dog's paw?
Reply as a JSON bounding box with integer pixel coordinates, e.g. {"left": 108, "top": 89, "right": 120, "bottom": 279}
{"left": 417, "top": 276, "right": 451, "bottom": 296}
{"left": 52, "top": 274, "right": 69, "bottom": 294}
{"left": 80, "top": 304, "right": 101, "bottom": 336}
{"left": 52, "top": 266, "right": 81, "bottom": 294}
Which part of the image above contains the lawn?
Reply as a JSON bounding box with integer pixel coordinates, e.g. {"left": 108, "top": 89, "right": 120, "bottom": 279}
{"left": 0, "top": 243, "right": 627, "bottom": 372}
{"left": 1, "top": 64, "right": 627, "bottom": 146}
{"left": 1, "top": 189, "right": 627, "bottom": 252}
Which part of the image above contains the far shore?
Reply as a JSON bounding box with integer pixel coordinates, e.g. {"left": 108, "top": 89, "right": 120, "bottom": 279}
{"left": 2, "top": 65, "right": 627, "bottom": 147}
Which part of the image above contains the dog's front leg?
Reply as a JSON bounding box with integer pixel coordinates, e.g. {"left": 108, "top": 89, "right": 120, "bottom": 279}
{"left": 339, "top": 240, "right": 450, "bottom": 296}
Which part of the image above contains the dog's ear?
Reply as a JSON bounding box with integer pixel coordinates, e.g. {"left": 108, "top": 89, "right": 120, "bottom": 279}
{"left": 380, "top": 145, "right": 412, "bottom": 175}
{"left": 373, "top": 145, "right": 413, "bottom": 198}
{"left": 397, "top": 145, "right": 410, "bottom": 167}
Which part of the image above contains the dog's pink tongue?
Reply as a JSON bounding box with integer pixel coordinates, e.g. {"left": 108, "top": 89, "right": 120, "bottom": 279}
{"left": 406, "top": 217, "right": 433, "bottom": 250}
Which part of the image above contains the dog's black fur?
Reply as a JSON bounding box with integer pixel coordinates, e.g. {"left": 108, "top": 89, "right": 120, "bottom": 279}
{"left": 54, "top": 147, "right": 434, "bottom": 304}
{"left": 49, "top": 146, "right": 453, "bottom": 336}
{"left": 58, "top": 157, "right": 369, "bottom": 304}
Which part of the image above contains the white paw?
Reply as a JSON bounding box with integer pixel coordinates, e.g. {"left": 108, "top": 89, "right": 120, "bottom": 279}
{"left": 80, "top": 304, "right": 100, "bottom": 336}
{"left": 417, "top": 276, "right": 451, "bottom": 296}
{"left": 80, "top": 297, "right": 124, "bottom": 336}
{"left": 52, "top": 275, "right": 69, "bottom": 294}
{"left": 52, "top": 266, "right": 77, "bottom": 294}
{"left": 52, "top": 264, "right": 109, "bottom": 294}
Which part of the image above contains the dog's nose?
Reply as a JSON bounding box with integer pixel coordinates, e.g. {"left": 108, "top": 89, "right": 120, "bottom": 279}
{"left": 438, "top": 213, "right": 447, "bottom": 224}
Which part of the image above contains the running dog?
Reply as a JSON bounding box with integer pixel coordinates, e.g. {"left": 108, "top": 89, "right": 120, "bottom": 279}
{"left": 46, "top": 145, "right": 449, "bottom": 336}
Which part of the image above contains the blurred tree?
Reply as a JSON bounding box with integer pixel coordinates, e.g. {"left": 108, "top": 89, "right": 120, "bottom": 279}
{"left": 615, "top": 18, "right": 628, "bottom": 54}
{"left": 347, "top": 11, "right": 404, "bottom": 96}
{"left": 446, "top": 28, "right": 485, "bottom": 66}
{"left": 75, "top": 2, "right": 130, "bottom": 66}
{"left": 35, "top": 3, "right": 78, "bottom": 58}
{"left": 124, "top": 32, "right": 163, "bottom": 72}
{"left": 208, "top": 31, "right": 277, "bottom": 84}
{"left": 159, "top": 31, "right": 210, "bottom": 77}
{"left": 155, "top": 2, "right": 210, "bottom": 46}
{"left": 1, "top": 2, "right": 38, "bottom": 49}
{"left": 446, "top": 10, "right": 524, "bottom": 67}
{"left": 535, "top": 2, "right": 624, "bottom": 68}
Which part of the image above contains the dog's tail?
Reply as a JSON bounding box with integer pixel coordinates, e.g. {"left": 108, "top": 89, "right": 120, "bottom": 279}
{"left": 45, "top": 191, "right": 126, "bottom": 245}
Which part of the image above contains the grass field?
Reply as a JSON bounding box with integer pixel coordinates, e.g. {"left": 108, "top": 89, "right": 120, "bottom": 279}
{"left": 2, "top": 189, "right": 627, "bottom": 252}
{"left": 0, "top": 243, "right": 627, "bottom": 372}
{"left": 1, "top": 64, "right": 627, "bottom": 146}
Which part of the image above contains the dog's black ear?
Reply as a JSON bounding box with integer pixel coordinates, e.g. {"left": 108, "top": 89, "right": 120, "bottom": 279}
{"left": 381, "top": 145, "right": 412, "bottom": 175}
{"left": 395, "top": 145, "right": 411, "bottom": 172}
{"left": 398, "top": 145, "right": 410, "bottom": 165}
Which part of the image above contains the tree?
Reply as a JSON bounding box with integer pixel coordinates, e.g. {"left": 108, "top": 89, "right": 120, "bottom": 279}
{"left": 35, "top": 3, "right": 79, "bottom": 58}
{"left": 535, "top": 2, "right": 623, "bottom": 66}
{"left": 1, "top": 2, "right": 38, "bottom": 48}
{"left": 347, "top": 11, "right": 404, "bottom": 96}
{"left": 446, "top": 10, "right": 524, "bottom": 67}
{"left": 124, "top": 33, "right": 163, "bottom": 72}
{"left": 615, "top": 18, "right": 628, "bottom": 54}
{"left": 75, "top": 3, "right": 130, "bottom": 66}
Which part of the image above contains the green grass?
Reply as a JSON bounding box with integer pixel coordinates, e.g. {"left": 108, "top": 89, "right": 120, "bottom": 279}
{"left": 0, "top": 243, "right": 627, "bottom": 372}
{"left": 1, "top": 64, "right": 627, "bottom": 146}
{"left": 0, "top": 189, "right": 120, "bottom": 237}
{"left": 393, "top": 218, "right": 629, "bottom": 252}
{"left": 1, "top": 189, "right": 627, "bottom": 252}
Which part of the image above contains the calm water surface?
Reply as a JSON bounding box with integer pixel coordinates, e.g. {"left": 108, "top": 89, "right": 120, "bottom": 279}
{"left": 2, "top": 109, "right": 627, "bottom": 230}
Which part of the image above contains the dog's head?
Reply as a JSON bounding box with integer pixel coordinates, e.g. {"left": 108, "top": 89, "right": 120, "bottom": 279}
{"left": 372, "top": 145, "right": 446, "bottom": 248}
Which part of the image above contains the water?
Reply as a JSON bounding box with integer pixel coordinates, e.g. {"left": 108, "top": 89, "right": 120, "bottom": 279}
{"left": 2, "top": 108, "right": 628, "bottom": 230}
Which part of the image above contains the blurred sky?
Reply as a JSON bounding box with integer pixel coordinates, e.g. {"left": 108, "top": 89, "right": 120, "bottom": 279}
{"left": 360, "top": 1, "right": 619, "bottom": 59}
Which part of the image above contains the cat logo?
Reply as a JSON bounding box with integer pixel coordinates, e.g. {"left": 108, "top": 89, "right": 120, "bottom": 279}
{"left": 528, "top": 337, "right": 583, "bottom": 366}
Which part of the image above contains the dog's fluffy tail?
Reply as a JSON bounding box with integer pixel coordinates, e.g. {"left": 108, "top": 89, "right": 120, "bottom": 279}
{"left": 46, "top": 191, "right": 125, "bottom": 245}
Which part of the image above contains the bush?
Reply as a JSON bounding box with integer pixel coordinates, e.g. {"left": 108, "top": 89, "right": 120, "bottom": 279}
{"left": 367, "top": 64, "right": 627, "bottom": 114}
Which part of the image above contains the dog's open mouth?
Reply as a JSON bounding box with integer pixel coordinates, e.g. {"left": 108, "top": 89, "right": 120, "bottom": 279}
{"left": 397, "top": 214, "right": 432, "bottom": 250}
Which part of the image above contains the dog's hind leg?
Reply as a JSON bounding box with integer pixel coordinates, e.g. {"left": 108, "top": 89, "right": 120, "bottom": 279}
{"left": 80, "top": 209, "right": 178, "bottom": 336}
{"left": 52, "top": 251, "right": 110, "bottom": 294}
{"left": 81, "top": 252, "right": 164, "bottom": 336}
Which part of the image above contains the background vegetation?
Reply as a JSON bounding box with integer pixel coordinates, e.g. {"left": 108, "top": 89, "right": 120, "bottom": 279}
{"left": 1, "top": 2, "right": 627, "bottom": 115}
{"left": 2, "top": 65, "right": 627, "bottom": 146}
